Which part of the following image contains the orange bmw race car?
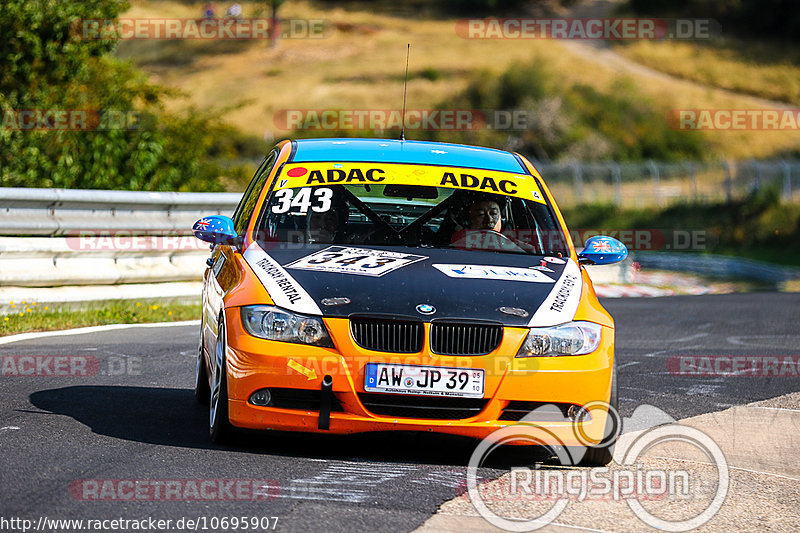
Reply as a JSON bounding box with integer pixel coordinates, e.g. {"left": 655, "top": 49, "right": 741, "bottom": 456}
{"left": 192, "top": 138, "right": 627, "bottom": 465}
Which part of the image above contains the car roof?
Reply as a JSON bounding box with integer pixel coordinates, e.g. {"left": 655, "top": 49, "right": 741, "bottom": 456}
{"left": 290, "top": 138, "right": 526, "bottom": 174}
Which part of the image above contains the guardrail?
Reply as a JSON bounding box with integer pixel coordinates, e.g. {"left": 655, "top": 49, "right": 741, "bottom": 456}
{"left": 0, "top": 187, "right": 241, "bottom": 236}
{"left": 0, "top": 237, "right": 209, "bottom": 287}
{"left": 0, "top": 187, "right": 242, "bottom": 308}
{"left": 632, "top": 252, "right": 800, "bottom": 284}
{"left": 533, "top": 159, "right": 800, "bottom": 208}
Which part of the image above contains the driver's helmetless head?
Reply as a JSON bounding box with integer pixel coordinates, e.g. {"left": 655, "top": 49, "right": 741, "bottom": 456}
{"left": 468, "top": 200, "right": 502, "bottom": 231}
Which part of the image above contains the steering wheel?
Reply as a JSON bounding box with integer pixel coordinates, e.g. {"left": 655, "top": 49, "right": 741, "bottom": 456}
{"left": 453, "top": 229, "right": 530, "bottom": 253}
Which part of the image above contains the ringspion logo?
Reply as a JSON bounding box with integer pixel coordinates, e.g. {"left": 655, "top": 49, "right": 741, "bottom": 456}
{"left": 467, "top": 405, "right": 729, "bottom": 531}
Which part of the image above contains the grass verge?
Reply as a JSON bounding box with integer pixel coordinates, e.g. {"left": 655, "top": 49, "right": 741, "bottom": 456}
{"left": 561, "top": 189, "right": 800, "bottom": 267}
{"left": 0, "top": 300, "right": 200, "bottom": 336}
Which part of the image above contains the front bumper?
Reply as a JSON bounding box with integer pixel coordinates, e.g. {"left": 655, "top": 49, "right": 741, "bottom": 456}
{"left": 224, "top": 308, "right": 614, "bottom": 446}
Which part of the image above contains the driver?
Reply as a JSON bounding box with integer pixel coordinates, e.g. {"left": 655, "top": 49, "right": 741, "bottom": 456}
{"left": 306, "top": 209, "right": 342, "bottom": 244}
{"left": 467, "top": 199, "right": 502, "bottom": 232}
{"left": 449, "top": 194, "right": 511, "bottom": 250}
{"left": 305, "top": 187, "right": 349, "bottom": 244}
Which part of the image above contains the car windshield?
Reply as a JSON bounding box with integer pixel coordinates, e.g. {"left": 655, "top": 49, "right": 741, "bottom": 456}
{"left": 255, "top": 162, "right": 569, "bottom": 255}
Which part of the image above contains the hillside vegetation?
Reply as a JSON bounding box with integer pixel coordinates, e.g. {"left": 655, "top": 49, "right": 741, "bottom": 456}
{"left": 119, "top": 0, "right": 800, "bottom": 165}
{"left": 4, "top": 0, "right": 800, "bottom": 192}
{"left": 0, "top": 0, "right": 265, "bottom": 191}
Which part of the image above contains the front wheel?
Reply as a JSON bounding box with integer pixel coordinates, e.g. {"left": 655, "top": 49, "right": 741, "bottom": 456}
{"left": 195, "top": 340, "right": 210, "bottom": 405}
{"left": 209, "top": 315, "right": 233, "bottom": 444}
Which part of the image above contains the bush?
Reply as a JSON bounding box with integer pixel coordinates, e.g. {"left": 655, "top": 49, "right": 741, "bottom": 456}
{"left": 429, "top": 58, "right": 708, "bottom": 162}
{"left": 0, "top": 0, "right": 265, "bottom": 191}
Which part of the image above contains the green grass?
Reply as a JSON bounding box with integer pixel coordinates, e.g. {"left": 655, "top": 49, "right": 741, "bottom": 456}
{"left": 0, "top": 300, "right": 200, "bottom": 336}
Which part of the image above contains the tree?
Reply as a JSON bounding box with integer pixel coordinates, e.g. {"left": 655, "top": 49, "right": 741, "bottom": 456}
{"left": 0, "top": 0, "right": 261, "bottom": 191}
{"left": 267, "top": 0, "right": 286, "bottom": 48}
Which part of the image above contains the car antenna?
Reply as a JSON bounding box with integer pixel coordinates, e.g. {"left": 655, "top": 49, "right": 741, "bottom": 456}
{"left": 400, "top": 43, "right": 410, "bottom": 141}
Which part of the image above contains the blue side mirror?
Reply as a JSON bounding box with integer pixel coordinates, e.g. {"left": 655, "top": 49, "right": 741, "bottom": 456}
{"left": 192, "top": 215, "right": 238, "bottom": 244}
{"left": 578, "top": 235, "right": 628, "bottom": 265}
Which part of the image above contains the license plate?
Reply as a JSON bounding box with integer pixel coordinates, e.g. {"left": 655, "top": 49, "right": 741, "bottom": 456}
{"left": 364, "top": 363, "right": 484, "bottom": 398}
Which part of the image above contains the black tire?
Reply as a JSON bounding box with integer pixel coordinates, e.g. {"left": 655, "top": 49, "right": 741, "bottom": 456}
{"left": 195, "top": 341, "right": 210, "bottom": 405}
{"left": 567, "top": 367, "right": 619, "bottom": 467}
{"left": 209, "top": 315, "right": 233, "bottom": 444}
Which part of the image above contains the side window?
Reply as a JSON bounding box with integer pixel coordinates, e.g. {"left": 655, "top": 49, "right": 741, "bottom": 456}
{"left": 231, "top": 158, "right": 266, "bottom": 229}
{"left": 232, "top": 151, "right": 277, "bottom": 235}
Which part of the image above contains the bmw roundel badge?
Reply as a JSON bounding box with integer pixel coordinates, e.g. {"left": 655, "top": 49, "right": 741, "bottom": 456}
{"left": 416, "top": 304, "right": 436, "bottom": 315}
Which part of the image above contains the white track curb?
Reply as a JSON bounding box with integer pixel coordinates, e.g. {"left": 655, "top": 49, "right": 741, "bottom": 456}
{"left": 0, "top": 320, "right": 200, "bottom": 346}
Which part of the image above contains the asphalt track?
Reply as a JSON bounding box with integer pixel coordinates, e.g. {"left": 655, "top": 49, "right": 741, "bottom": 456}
{"left": 1, "top": 292, "right": 799, "bottom": 532}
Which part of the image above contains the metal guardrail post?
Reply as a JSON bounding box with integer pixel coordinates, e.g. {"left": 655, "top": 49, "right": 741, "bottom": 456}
{"left": 648, "top": 160, "right": 660, "bottom": 206}
{"left": 572, "top": 162, "right": 583, "bottom": 204}
{"left": 782, "top": 161, "right": 792, "bottom": 201}
{"left": 752, "top": 160, "right": 761, "bottom": 192}
{"left": 610, "top": 163, "right": 622, "bottom": 207}
{"left": 722, "top": 161, "right": 732, "bottom": 202}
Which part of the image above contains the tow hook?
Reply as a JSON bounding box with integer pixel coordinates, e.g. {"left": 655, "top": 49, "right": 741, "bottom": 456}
{"left": 319, "top": 374, "right": 333, "bottom": 430}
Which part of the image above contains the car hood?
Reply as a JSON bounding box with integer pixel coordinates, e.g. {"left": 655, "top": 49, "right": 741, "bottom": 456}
{"left": 243, "top": 242, "right": 582, "bottom": 327}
